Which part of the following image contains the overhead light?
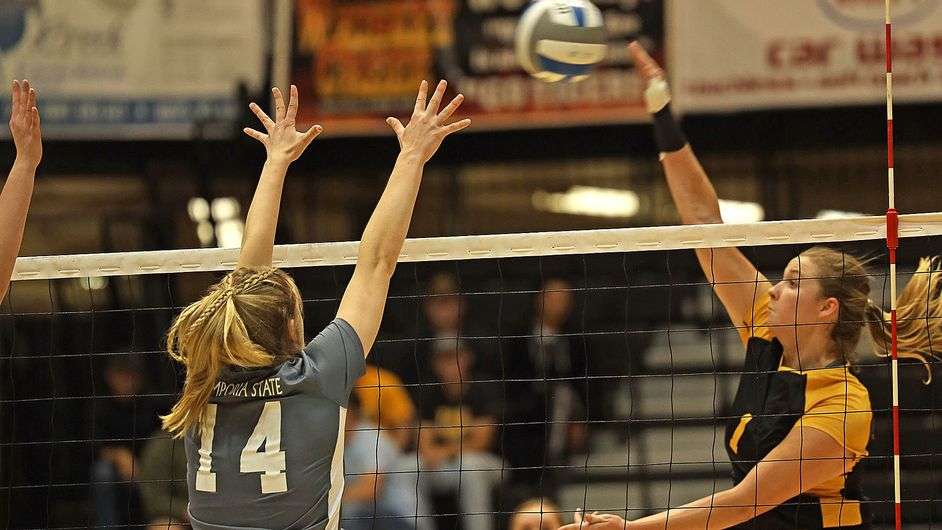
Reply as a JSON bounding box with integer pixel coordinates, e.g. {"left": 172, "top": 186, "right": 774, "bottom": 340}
{"left": 532, "top": 186, "right": 640, "bottom": 218}
{"left": 211, "top": 197, "right": 241, "bottom": 221}
{"left": 817, "top": 209, "right": 864, "bottom": 219}
{"left": 189, "top": 197, "right": 244, "bottom": 247}
{"left": 215, "top": 219, "right": 245, "bottom": 248}
{"left": 196, "top": 221, "right": 214, "bottom": 247}
{"left": 188, "top": 197, "right": 210, "bottom": 222}
{"left": 719, "top": 199, "right": 764, "bottom": 223}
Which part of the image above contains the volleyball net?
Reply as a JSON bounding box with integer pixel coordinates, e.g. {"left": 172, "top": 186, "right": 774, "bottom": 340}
{"left": 3, "top": 214, "right": 942, "bottom": 529}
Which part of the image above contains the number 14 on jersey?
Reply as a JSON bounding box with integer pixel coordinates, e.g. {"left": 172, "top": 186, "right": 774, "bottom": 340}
{"left": 196, "top": 401, "right": 288, "bottom": 494}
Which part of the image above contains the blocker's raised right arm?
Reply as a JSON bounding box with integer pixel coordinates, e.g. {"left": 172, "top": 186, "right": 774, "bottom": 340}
{"left": 337, "top": 80, "right": 470, "bottom": 356}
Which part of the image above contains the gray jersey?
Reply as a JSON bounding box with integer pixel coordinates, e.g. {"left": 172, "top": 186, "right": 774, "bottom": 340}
{"left": 185, "top": 318, "right": 365, "bottom": 530}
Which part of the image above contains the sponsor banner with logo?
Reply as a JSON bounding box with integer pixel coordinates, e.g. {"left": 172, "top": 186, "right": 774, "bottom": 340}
{"left": 0, "top": 0, "right": 265, "bottom": 139}
{"left": 671, "top": 0, "right": 942, "bottom": 112}
{"left": 292, "top": 0, "right": 663, "bottom": 135}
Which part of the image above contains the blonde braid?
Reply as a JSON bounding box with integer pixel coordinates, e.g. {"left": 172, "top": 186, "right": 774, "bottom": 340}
{"left": 183, "top": 268, "right": 276, "bottom": 340}
{"left": 184, "top": 289, "right": 232, "bottom": 340}
{"left": 234, "top": 267, "right": 278, "bottom": 295}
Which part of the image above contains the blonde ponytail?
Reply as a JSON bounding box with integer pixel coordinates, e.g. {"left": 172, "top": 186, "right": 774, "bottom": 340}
{"left": 162, "top": 267, "right": 304, "bottom": 437}
{"left": 867, "top": 257, "right": 942, "bottom": 383}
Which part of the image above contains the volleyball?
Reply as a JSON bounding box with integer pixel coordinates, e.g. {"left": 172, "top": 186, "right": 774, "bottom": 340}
{"left": 515, "top": 0, "right": 607, "bottom": 83}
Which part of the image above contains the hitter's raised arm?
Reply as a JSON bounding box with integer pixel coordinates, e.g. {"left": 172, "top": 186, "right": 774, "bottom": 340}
{"left": 628, "top": 42, "right": 771, "bottom": 333}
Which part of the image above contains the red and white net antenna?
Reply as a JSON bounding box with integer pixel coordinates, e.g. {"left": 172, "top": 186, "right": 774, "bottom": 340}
{"left": 884, "top": 1, "right": 902, "bottom": 528}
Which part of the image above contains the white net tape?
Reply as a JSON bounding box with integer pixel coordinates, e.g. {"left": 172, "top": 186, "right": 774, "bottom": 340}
{"left": 12, "top": 212, "right": 942, "bottom": 280}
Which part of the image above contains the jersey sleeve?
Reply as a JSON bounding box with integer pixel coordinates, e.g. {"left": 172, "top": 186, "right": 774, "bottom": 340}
{"left": 737, "top": 289, "right": 774, "bottom": 345}
{"left": 799, "top": 382, "right": 872, "bottom": 459}
{"left": 301, "top": 318, "right": 366, "bottom": 406}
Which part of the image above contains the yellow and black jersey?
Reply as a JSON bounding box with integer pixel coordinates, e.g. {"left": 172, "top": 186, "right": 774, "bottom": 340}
{"left": 726, "top": 292, "right": 873, "bottom": 529}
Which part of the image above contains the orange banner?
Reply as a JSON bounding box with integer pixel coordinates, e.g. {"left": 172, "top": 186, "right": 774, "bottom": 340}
{"left": 293, "top": 0, "right": 662, "bottom": 135}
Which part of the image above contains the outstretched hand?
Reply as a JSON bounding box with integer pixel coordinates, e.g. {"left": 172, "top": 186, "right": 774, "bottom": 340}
{"left": 628, "top": 41, "right": 672, "bottom": 114}
{"left": 244, "top": 85, "right": 322, "bottom": 163}
{"left": 386, "top": 79, "right": 470, "bottom": 163}
{"left": 558, "top": 510, "right": 628, "bottom": 530}
{"left": 9, "top": 79, "right": 42, "bottom": 167}
{"left": 627, "top": 41, "right": 664, "bottom": 82}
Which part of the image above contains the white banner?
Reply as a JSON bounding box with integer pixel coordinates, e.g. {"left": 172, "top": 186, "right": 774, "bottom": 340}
{"left": 0, "top": 0, "right": 265, "bottom": 139}
{"left": 671, "top": 0, "right": 942, "bottom": 112}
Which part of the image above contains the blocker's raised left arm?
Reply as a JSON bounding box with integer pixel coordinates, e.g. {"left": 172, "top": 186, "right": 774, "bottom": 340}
{"left": 0, "top": 80, "right": 42, "bottom": 303}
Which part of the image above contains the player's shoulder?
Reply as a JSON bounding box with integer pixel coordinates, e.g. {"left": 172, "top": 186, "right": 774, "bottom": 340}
{"left": 806, "top": 366, "right": 871, "bottom": 411}
{"left": 304, "top": 318, "right": 363, "bottom": 355}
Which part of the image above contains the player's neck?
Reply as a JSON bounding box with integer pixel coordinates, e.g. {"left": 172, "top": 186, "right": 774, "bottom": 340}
{"left": 780, "top": 332, "right": 839, "bottom": 370}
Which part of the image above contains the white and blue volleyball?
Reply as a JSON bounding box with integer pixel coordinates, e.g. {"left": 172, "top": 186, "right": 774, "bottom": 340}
{"left": 515, "top": 0, "right": 607, "bottom": 83}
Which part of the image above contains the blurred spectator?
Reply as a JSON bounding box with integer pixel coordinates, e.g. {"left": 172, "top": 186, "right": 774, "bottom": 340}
{"left": 505, "top": 278, "right": 587, "bottom": 496}
{"left": 509, "top": 498, "right": 563, "bottom": 530}
{"left": 90, "top": 354, "right": 161, "bottom": 527}
{"left": 353, "top": 364, "right": 417, "bottom": 450}
{"left": 412, "top": 339, "right": 504, "bottom": 530}
{"left": 423, "top": 272, "right": 464, "bottom": 339}
{"left": 138, "top": 427, "right": 188, "bottom": 524}
{"left": 342, "top": 391, "right": 418, "bottom": 530}
{"left": 418, "top": 271, "right": 501, "bottom": 382}
{"left": 529, "top": 278, "right": 587, "bottom": 458}
{"left": 381, "top": 271, "right": 468, "bottom": 387}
